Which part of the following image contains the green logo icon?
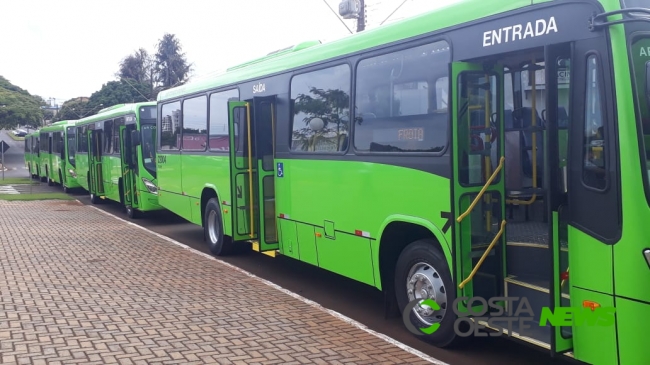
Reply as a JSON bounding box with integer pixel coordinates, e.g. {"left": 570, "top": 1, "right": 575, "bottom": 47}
{"left": 403, "top": 298, "right": 441, "bottom": 336}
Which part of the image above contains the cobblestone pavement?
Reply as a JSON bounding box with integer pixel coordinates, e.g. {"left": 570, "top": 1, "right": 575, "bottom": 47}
{"left": 0, "top": 200, "right": 443, "bottom": 365}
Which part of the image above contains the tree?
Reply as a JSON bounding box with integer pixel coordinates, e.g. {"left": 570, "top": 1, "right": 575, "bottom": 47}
{"left": 0, "top": 76, "right": 44, "bottom": 129}
{"left": 52, "top": 97, "right": 90, "bottom": 122}
{"left": 292, "top": 87, "right": 350, "bottom": 151}
{"left": 88, "top": 80, "right": 153, "bottom": 109}
{"left": 154, "top": 33, "right": 193, "bottom": 89}
{"left": 118, "top": 48, "right": 154, "bottom": 84}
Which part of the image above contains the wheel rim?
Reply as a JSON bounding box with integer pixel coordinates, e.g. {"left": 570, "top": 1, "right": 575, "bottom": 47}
{"left": 406, "top": 262, "right": 447, "bottom": 326}
{"left": 207, "top": 210, "right": 219, "bottom": 244}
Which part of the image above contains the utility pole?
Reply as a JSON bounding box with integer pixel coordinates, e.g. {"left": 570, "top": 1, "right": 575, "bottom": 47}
{"left": 356, "top": 0, "right": 366, "bottom": 32}
{"left": 338, "top": 0, "right": 366, "bottom": 33}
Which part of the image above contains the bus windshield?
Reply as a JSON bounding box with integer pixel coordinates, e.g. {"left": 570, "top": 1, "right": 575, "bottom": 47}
{"left": 630, "top": 35, "right": 650, "bottom": 193}
{"left": 141, "top": 123, "right": 156, "bottom": 177}
{"left": 67, "top": 128, "right": 76, "bottom": 167}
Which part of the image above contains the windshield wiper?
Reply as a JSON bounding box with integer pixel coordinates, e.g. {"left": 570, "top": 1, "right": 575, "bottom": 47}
{"left": 590, "top": 8, "right": 650, "bottom": 30}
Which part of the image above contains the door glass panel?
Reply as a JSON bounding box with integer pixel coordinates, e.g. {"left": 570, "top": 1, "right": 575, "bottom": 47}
{"left": 233, "top": 106, "right": 248, "bottom": 169}
{"left": 457, "top": 73, "right": 500, "bottom": 186}
{"left": 458, "top": 190, "right": 504, "bottom": 299}
{"left": 582, "top": 55, "right": 607, "bottom": 190}
{"left": 256, "top": 101, "right": 275, "bottom": 171}
{"left": 234, "top": 172, "right": 251, "bottom": 236}
{"left": 262, "top": 175, "right": 277, "bottom": 242}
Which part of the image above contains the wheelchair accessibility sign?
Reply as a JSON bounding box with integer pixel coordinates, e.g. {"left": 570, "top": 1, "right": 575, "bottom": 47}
{"left": 277, "top": 162, "right": 284, "bottom": 178}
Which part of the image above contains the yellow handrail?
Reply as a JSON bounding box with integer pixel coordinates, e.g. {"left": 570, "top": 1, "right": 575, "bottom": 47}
{"left": 457, "top": 156, "right": 505, "bottom": 223}
{"left": 459, "top": 219, "right": 507, "bottom": 289}
{"left": 245, "top": 103, "right": 255, "bottom": 238}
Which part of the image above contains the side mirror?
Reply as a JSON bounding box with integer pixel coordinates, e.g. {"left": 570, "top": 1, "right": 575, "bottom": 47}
{"left": 131, "top": 130, "right": 141, "bottom": 146}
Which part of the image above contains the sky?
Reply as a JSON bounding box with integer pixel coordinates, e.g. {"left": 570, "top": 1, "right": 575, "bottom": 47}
{"left": 0, "top": 0, "right": 459, "bottom": 107}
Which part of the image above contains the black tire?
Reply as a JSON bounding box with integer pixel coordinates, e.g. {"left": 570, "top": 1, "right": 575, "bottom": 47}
{"left": 126, "top": 206, "right": 138, "bottom": 219}
{"left": 203, "top": 198, "right": 233, "bottom": 256}
{"left": 63, "top": 185, "right": 69, "bottom": 194}
{"left": 47, "top": 177, "right": 54, "bottom": 186}
{"left": 90, "top": 193, "right": 99, "bottom": 204}
{"left": 395, "top": 239, "right": 464, "bottom": 348}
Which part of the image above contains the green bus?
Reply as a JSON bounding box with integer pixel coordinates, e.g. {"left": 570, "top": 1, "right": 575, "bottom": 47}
{"left": 37, "top": 121, "right": 75, "bottom": 186}
{"left": 155, "top": 0, "right": 649, "bottom": 363}
{"left": 75, "top": 102, "right": 160, "bottom": 218}
{"left": 24, "top": 130, "right": 40, "bottom": 179}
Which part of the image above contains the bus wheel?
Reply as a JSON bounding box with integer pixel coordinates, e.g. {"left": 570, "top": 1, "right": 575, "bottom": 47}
{"left": 394, "top": 239, "right": 461, "bottom": 348}
{"left": 204, "top": 198, "right": 233, "bottom": 256}
{"left": 63, "top": 185, "right": 69, "bottom": 194}
{"left": 90, "top": 193, "right": 99, "bottom": 204}
{"left": 47, "top": 177, "right": 54, "bottom": 186}
{"left": 126, "top": 206, "right": 138, "bottom": 219}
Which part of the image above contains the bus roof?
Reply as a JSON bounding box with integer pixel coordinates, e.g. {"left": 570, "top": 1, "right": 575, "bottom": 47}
{"left": 75, "top": 101, "right": 157, "bottom": 126}
{"left": 157, "top": 0, "right": 532, "bottom": 101}
{"left": 39, "top": 120, "right": 76, "bottom": 132}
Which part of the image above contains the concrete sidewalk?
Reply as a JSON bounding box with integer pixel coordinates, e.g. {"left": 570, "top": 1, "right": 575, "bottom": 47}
{"left": 0, "top": 200, "right": 443, "bottom": 365}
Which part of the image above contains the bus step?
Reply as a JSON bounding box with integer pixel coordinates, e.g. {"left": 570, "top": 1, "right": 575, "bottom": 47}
{"left": 251, "top": 241, "right": 278, "bottom": 258}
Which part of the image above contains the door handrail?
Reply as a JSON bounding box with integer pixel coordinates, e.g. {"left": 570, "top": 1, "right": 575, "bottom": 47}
{"left": 457, "top": 156, "right": 505, "bottom": 223}
{"left": 459, "top": 219, "right": 507, "bottom": 289}
{"left": 245, "top": 102, "right": 255, "bottom": 238}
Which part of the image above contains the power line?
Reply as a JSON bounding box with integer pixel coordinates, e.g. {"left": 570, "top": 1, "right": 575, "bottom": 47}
{"left": 380, "top": 0, "right": 409, "bottom": 25}
{"left": 122, "top": 78, "right": 153, "bottom": 102}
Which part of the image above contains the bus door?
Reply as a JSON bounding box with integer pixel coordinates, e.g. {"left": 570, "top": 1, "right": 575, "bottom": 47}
{"left": 120, "top": 124, "right": 138, "bottom": 210}
{"left": 451, "top": 62, "right": 507, "bottom": 313}
{"left": 87, "top": 126, "right": 105, "bottom": 198}
{"left": 227, "top": 98, "right": 279, "bottom": 253}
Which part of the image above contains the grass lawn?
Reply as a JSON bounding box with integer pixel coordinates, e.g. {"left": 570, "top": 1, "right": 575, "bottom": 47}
{"left": 0, "top": 192, "right": 75, "bottom": 201}
{"left": 0, "top": 177, "right": 33, "bottom": 185}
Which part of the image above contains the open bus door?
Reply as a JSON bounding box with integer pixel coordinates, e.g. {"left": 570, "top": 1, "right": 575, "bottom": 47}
{"left": 227, "top": 99, "right": 279, "bottom": 255}
{"left": 120, "top": 124, "right": 139, "bottom": 218}
{"left": 450, "top": 62, "right": 507, "bottom": 314}
{"left": 87, "top": 126, "right": 104, "bottom": 203}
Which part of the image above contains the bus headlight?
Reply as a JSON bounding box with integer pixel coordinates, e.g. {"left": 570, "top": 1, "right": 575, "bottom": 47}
{"left": 68, "top": 169, "right": 77, "bottom": 178}
{"left": 142, "top": 178, "right": 158, "bottom": 195}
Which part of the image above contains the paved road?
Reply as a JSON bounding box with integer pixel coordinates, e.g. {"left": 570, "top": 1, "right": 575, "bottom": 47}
{"left": 0, "top": 200, "right": 439, "bottom": 365}
{"left": 0, "top": 129, "right": 29, "bottom": 178}
{"left": 69, "top": 191, "right": 577, "bottom": 365}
